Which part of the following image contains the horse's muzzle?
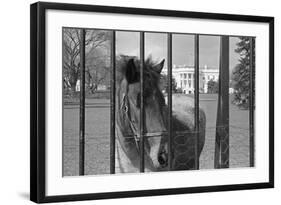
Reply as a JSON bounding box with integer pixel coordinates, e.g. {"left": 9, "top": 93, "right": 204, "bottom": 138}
{"left": 158, "top": 150, "right": 168, "bottom": 168}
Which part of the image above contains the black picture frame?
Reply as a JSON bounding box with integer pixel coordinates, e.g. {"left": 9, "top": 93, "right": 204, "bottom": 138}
{"left": 30, "top": 1, "right": 274, "bottom": 203}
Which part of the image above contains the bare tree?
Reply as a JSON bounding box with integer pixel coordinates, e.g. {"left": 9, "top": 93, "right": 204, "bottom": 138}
{"left": 86, "top": 40, "right": 110, "bottom": 93}
{"left": 63, "top": 29, "right": 110, "bottom": 94}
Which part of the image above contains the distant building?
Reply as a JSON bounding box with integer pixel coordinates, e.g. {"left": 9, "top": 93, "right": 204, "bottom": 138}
{"left": 229, "top": 87, "right": 234, "bottom": 94}
{"left": 75, "top": 79, "right": 80, "bottom": 92}
{"left": 75, "top": 80, "right": 108, "bottom": 92}
{"left": 97, "top": 84, "right": 107, "bottom": 90}
{"left": 162, "top": 65, "right": 219, "bottom": 94}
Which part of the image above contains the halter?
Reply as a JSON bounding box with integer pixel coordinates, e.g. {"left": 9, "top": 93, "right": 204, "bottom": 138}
{"left": 120, "top": 93, "right": 141, "bottom": 149}
{"left": 120, "top": 92, "right": 168, "bottom": 151}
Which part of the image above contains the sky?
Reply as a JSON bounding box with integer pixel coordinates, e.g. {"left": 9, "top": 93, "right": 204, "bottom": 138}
{"left": 115, "top": 31, "right": 240, "bottom": 72}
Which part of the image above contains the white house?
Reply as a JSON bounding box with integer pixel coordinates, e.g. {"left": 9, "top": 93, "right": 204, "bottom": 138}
{"left": 162, "top": 64, "right": 219, "bottom": 94}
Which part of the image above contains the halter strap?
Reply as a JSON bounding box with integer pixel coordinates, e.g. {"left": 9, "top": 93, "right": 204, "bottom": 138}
{"left": 120, "top": 93, "right": 141, "bottom": 150}
{"left": 120, "top": 91, "right": 168, "bottom": 151}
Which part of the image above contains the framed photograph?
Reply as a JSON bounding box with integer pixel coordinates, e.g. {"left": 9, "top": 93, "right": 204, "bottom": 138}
{"left": 30, "top": 2, "right": 274, "bottom": 203}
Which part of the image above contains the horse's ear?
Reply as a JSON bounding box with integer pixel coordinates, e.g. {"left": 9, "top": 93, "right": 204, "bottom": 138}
{"left": 154, "top": 59, "right": 165, "bottom": 73}
{"left": 126, "top": 58, "right": 138, "bottom": 83}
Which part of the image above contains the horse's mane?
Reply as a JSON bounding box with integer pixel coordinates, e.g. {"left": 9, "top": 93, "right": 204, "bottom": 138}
{"left": 116, "top": 55, "right": 165, "bottom": 110}
{"left": 116, "top": 55, "right": 162, "bottom": 86}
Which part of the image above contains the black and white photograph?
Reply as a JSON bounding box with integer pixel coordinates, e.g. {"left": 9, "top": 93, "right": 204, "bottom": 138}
{"left": 62, "top": 28, "right": 255, "bottom": 176}
{"left": 0, "top": 0, "right": 279, "bottom": 204}
{"left": 29, "top": 2, "right": 274, "bottom": 203}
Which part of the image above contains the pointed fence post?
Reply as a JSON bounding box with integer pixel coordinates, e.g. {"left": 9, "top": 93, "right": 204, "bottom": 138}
{"left": 79, "top": 29, "right": 86, "bottom": 175}
{"left": 194, "top": 34, "right": 200, "bottom": 170}
{"left": 110, "top": 31, "right": 116, "bottom": 174}
{"left": 214, "top": 36, "right": 229, "bottom": 169}
{"left": 249, "top": 37, "right": 255, "bottom": 167}
{"left": 139, "top": 31, "right": 145, "bottom": 172}
{"left": 167, "top": 33, "right": 173, "bottom": 170}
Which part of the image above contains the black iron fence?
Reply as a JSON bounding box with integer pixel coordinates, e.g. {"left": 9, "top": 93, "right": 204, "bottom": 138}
{"left": 77, "top": 29, "right": 255, "bottom": 175}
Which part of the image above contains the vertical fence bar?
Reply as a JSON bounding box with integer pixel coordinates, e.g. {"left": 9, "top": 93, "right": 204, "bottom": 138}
{"left": 214, "top": 36, "right": 229, "bottom": 168}
{"left": 214, "top": 78, "right": 221, "bottom": 168}
{"left": 219, "top": 36, "right": 229, "bottom": 168}
{"left": 139, "top": 32, "right": 145, "bottom": 172}
{"left": 167, "top": 33, "right": 173, "bottom": 170}
{"left": 110, "top": 31, "right": 116, "bottom": 174}
{"left": 249, "top": 37, "right": 255, "bottom": 167}
{"left": 194, "top": 34, "right": 200, "bottom": 170}
{"left": 79, "top": 29, "right": 86, "bottom": 175}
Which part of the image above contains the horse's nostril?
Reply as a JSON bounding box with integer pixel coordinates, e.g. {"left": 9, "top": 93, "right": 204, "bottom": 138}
{"left": 158, "top": 152, "right": 168, "bottom": 166}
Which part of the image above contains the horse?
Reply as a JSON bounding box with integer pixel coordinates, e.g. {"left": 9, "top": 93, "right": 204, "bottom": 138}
{"left": 115, "top": 56, "right": 206, "bottom": 173}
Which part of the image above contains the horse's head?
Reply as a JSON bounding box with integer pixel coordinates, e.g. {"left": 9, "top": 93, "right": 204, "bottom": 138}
{"left": 117, "top": 56, "right": 168, "bottom": 171}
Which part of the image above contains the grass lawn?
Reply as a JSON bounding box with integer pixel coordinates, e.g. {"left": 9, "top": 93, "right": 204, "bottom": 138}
{"left": 63, "top": 94, "right": 250, "bottom": 176}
